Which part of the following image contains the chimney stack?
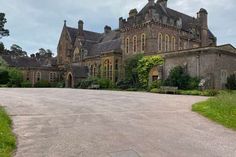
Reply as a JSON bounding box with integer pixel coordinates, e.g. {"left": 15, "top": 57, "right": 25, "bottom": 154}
{"left": 78, "top": 20, "right": 84, "bottom": 33}
{"left": 104, "top": 25, "right": 112, "bottom": 34}
{"left": 157, "top": 0, "right": 168, "bottom": 8}
{"left": 148, "top": 0, "right": 155, "bottom": 6}
{"left": 198, "top": 8, "right": 208, "bottom": 47}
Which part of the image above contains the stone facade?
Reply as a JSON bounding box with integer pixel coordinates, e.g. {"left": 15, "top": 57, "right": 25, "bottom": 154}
{"left": 1, "top": 0, "right": 236, "bottom": 89}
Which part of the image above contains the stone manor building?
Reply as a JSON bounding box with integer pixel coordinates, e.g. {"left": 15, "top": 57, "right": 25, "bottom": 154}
{"left": 1, "top": 0, "right": 236, "bottom": 89}
{"left": 56, "top": 0, "right": 236, "bottom": 89}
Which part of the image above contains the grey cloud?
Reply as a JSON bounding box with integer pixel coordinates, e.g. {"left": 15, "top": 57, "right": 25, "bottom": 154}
{"left": 0, "top": 0, "right": 235, "bottom": 54}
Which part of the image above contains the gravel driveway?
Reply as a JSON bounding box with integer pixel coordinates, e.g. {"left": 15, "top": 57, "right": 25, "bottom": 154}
{"left": 0, "top": 88, "right": 236, "bottom": 157}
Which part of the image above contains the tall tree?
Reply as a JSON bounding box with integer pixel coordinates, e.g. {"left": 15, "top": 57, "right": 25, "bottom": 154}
{"left": 0, "top": 13, "right": 9, "bottom": 39}
{"left": 10, "top": 44, "right": 27, "bottom": 57}
{"left": 0, "top": 42, "right": 4, "bottom": 52}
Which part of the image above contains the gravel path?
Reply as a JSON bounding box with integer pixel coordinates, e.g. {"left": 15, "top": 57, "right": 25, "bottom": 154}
{"left": 0, "top": 88, "right": 235, "bottom": 157}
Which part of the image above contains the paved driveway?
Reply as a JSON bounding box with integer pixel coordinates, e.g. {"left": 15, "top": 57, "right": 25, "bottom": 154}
{"left": 0, "top": 88, "right": 236, "bottom": 157}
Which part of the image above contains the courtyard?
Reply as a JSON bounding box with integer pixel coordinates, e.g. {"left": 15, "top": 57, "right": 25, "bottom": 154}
{"left": 0, "top": 88, "right": 236, "bottom": 157}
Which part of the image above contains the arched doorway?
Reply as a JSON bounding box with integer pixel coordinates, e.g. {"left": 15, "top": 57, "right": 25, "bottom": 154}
{"left": 67, "top": 73, "right": 73, "bottom": 88}
{"left": 149, "top": 67, "right": 159, "bottom": 82}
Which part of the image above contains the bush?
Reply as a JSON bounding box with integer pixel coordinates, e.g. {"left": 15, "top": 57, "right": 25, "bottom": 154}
{"left": 21, "top": 81, "right": 32, "bottom": 88}
{"left": 34, "top": 80, "right": 51, "bottom": 88}
{"left": 150, "top": 88, "right": 160, "bottom": 93}
{"left": 164, "top": 66, "right": 200, "bottom": 90}
{"left": 7, "top": 68, "right": 23, "bottom": 87}
{"left": 202, "top": 89, "right": 219, "bottom": 96}
{"left": 0, "top": 67, "right": 9, "bottom": 84}
{"left": 77, "top": 77, "right": 113, "bottom": 89}
{"left": 116, "top": 80, "right": 131, "bottom": 90}
{"left": 56, "top": 82, "right": 65, "bottom": 88}
{"left": 149, "top": 80, "right": 162, "bottom": 91}
{"left": 226, "top": 74, "right": 236, "bottom": 90}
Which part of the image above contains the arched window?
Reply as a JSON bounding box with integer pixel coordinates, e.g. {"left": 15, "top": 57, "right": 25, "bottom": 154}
{"left": 93, "top": 64, "right": 97, "bottom": 77}
{"left": 125, "top": 37, "right": 129, "bottom": 54}
{"left": 26, "top": 71, "right": 30, "bottom": 81}
{"left": 115, "top": 59, "right": 119, "bottom": 70}
{"left": 36, "top": 71, "right": 41, "bottom": 82}
{"left": 90, "top": 65, "right": 93, "bottom": 76}
{"left": 165, "top": 34, "right": 170, "bottom": 52}
{"left": 133, "top": 35, "right": 137, "bottom": 53}
{"left": 158, "top": 33, "right": 163, "bottom": 52}
{"left": 171, "top": 36, "right": 176, "bottom": 51}
{"left": 103, "top": 59, "right": 110, "bottom": 79}
{"left": 141, "top": 33, "right": 146, "bottom": 52}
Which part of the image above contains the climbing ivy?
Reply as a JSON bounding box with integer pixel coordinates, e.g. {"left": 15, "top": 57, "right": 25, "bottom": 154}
{"left": 137, "top": 55, "right": 164, "bottom": 88}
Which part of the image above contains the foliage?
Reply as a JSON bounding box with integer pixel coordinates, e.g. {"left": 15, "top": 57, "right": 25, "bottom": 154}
{"left": 35, "top": 48, "right": 54, "bottom": 58}
{"left": 0, "top": 67, "right": 9, "bottom": 84}
{"left": 0, "top": 56, "right": 7, "bottom": 67}
{"left": 150, "top": 89, "right": 219, "bottom": 96}
{"left": 226, "top": 74, "right": 236, "bottom": 90}
{"left": 149, "top": 80, "right": 163, "bottom": 91}
{"left": 164, "top": 66, "right": 200, "bottom": 90}
{"left": 137, "top": 55, "right": 164, "bottom": 88}
{"left": 77, "top": 77, "right": 113, "bottom": 89}
{"left": 192, "top": 91, "right": 236, "bottom": 130}
{"left": 54, "top": 82, "right": 65, "bottom": 88}
{"left": 0, "top": 107, "right": 16, "bottom": 157}
{"left": 7, "top": 68, "right": 23, "bottom": 87}
{"left": 21, "top": 81, "right": 32, "bottom": 88}
{"left": 10, "top": 44, "right": 27, "bottom": 57}
{"left": 116, "top": 80, "right": 131, "bottom": 90}
{"left": 0, "top": 42, "right": 5, "bottom": 52}
{"left": 123, "top": 54, "right": 143, "bottom": 88}
{"left": 34, "top": 80, "right": 51, "bottom": 88}
{"left": 0, "top": 13, "right": 9, "bottom": 39}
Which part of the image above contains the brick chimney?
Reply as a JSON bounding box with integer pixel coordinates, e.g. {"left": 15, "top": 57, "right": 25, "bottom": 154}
{"left": 78, "top": 20, "right": 84, "bottom": 35}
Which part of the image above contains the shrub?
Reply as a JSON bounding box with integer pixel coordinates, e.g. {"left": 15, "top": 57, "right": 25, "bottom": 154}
{"left": 164, "top": 66, "right": 200, "bottom": 90}
{"left": 7, "top": 68, "right": 23, "bottom": 87}
{"left": 149, "top": 80, "right": 163, "bottom": 91}
{"left": 0, "top": 67, "right": 9, "bottom": 84}
{"left": 34, "top": 80, "right": 51, "bottom": 88}
{"left": 150, "top": 88, "right": 160, "bottom": 93}
{"left": 55, "top": 82, "right": 65, "bottom": 88}
{"left": 21, "top": 81, "right": 32, "bottom": 88}
{"left": 202, "top": 89, "right": 219, "bottom": 96}
{"left": 77, "top": 77, "right": 113, "bottom": 89}
{"left": 226, "top": 74, "right": 236, "bottom": 90}
{"left": 116, "top": 80, "right": 131, "bottom": 90}
{"left": 124, "top": 54, "right": 143, "bottom": 88}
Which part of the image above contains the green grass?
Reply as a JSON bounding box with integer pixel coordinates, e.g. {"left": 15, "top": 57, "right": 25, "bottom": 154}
{"left": 0, "top": 107, "right": 16, "bottom": 157}
{"left": 192, "top": 91, "right": 236, "bottom": 130}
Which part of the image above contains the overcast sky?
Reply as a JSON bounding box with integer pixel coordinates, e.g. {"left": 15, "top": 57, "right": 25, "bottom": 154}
{"left": 0, "top": 0, "right": 235, "bottom": 54}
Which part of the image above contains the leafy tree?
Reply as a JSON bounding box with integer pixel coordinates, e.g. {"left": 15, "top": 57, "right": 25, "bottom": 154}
{"left": 10, "top": 44, "right": 27, "bottom": 57}
{"left": 0, "top": 67, "right": 9, "bottom": 84}
{"left": 0, "top": 42, "right": 4, "bottom": 52}
{"left": 35, "top": 48, "right": 54, "bottom": 58}
{"left": 7, "top": 68, "right": 23, "bottom": 87}
{"left": 124, "top": 54, "right": 143, "bottom": 88}
{"left": 0, "top": 13, "right": 9, "bottom": 39}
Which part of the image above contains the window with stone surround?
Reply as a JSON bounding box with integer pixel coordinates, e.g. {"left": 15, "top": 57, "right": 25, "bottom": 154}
{"left": 36, "top": 71, "right": 41, "bottom": 82}
{"left": 141, "top": 33, "right": 146, "bottom": 52}
{"left": 125, "top": 37, "right": 129, "bottom": 54}
{"left": 133, "top": 35, "right": 137, "bottom": 53}
{"left": 158, "top": 33, "right": 163, "bottom": 52}
{"left": 171, "top": 36, "right": 176, "bottom": 51}
{"left": 165, "top": 34, "right": 170, "bottom": 52}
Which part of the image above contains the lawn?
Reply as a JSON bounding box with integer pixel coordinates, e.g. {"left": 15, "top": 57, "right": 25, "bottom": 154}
{"left": 0, "top": 107, "right": 16, "bottom": 157}
{"left": 192, "top": 91, "right": 236, "bottom": 130}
